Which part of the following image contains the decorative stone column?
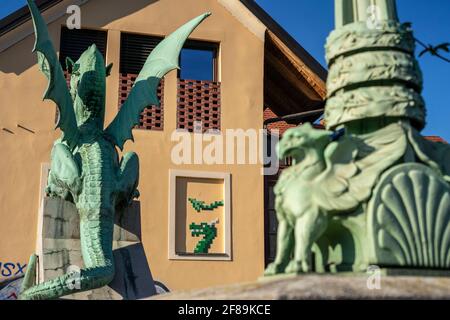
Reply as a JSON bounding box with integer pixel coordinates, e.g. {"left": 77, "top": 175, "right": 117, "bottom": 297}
{"left": 325, "top": 0, "right": 450, "bottom": 272}
{"left": 325, "top": 0, "right": 425, "bottom": 133}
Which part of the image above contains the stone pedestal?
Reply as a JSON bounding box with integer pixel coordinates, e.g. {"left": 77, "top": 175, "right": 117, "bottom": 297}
{"left": 153, "top": 275, "right": 450, "bottom": 300}
{"left": 37, "top": 197, "right": 156, "bottom": 300}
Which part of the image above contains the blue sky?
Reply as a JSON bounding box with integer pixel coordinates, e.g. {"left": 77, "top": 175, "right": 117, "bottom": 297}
{"left": 1, "top": 0, "right": 449, "bottom": 140}
{"left": 255, "top": 0, "right": 450, "bottom": 140}
{"left": 0, "top": 0, "right": 27, "bottom": 18}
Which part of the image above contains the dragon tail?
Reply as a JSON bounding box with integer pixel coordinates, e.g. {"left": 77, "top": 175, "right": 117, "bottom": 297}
{"left": 20, "top": 207, "right": 115, "bottom": 300}
{"left": 19, "top": 264, "right": 115, "bottom": 300}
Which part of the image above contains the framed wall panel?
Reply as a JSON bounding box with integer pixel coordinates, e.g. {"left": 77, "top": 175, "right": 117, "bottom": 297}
{"left": 168, "top": 170, "right": 231, "bottom": 261}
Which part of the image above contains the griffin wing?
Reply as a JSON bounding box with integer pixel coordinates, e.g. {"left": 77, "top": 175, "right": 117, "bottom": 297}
{"left": 405, "top": 122, "right": 450, "bottom": 182}
{"left": 105, "top": 13, "right": 211, "bottom": 150}
{"left": 27, "top": 0, "right": 78, "bottom": 148}
{"left": 318, "top": 123, "right": 408, "bottom": 212}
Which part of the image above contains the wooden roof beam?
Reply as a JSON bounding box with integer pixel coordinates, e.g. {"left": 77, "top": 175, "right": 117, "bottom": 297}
{"left": 266, "top": 30, "right": 327, "bottom": 100}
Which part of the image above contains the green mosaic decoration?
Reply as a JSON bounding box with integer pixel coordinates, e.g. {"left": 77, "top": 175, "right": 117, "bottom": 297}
{"left": 188, "top": 198, "right": 224, "bottom": 213}
{"left": 19, "top": 0, "right": 210, "bottom": 300}
{"left": 190, "top": 220, "right": 219, "bottom": 254}
{"left": 264, "top": 0, "right": 450, "bottom": 276}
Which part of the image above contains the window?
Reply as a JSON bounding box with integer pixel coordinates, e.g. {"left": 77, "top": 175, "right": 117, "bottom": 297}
{"left": 179, "top": 40, "right": 218, "bottom": 81}
{"left": 59, "top": 27, "right": 107, "bottom": 70}
{"left": 119, "top": 33, "right": 164, "bottom": 130}
{"left": 120, "top": 33, "right": 163, "bottom": 74}
{"left": 177, "top": 40, "right": 221, "bottom": 132}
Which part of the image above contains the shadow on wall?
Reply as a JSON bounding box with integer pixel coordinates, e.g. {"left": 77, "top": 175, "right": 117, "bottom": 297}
{"left": 0, "top": 0, "right": 159, "bottom": 75}
{"left": 111, "top": 202, "right": 156, "bottom": 300}
{"left": 109, "top": 242, "right": 157, "bottom": 300}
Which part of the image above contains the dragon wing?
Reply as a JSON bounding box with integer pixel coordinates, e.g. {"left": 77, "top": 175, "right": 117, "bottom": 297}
{"left": 318, "top": 123, "right": 408, "bottom": 212}
{"left": 27, "top": 0, "right": 78, "bottom": 148}
{"left": 105, "top": 13, "right": 211, "bottom": 150}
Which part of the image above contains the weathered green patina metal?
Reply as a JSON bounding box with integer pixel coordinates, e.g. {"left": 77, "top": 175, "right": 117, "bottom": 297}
{"left": 19, "top": 0, "right": 210, "bottom": 300}
{"left": 265, "top": 0, "right": 450, "bottom": 276}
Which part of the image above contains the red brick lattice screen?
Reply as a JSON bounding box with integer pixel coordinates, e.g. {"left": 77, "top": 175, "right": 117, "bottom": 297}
{"left": 177, "top": 79, "right": 221, "bottom": 132}
{"left": 263, "top": 108, "right": 297, "bottom": 136}
{"left": 118, "top": 73, "right": 164, "bottom": 131}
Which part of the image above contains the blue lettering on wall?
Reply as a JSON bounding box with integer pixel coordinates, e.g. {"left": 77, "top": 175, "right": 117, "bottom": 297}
{"left": 0, "top": 262, "right": 27, "bottom": 278}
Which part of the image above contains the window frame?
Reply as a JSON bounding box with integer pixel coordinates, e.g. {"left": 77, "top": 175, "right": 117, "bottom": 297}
{"left": 178, "top": 40, "right": 219, "bottom": 82}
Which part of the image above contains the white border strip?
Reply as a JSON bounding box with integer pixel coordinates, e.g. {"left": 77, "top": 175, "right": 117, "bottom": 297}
{"left": 36, "top": 162, "right": 50, "bottom": 283}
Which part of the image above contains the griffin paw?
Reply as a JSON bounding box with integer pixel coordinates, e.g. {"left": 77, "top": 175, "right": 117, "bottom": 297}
{"left": 264, "top": 262, "right": 286, "bottom": 276}
{"left": 285, "top": 260, "right": 310, "bottom": 274}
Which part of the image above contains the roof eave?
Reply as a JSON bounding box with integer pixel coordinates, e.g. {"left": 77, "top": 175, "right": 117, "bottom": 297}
{"left": 0, "top": 0, "right": 328, "bottom": 93}
{"left": 0, "top": 0, "right": 63, "bottom": 38}
{"left": 239, "top": 0, "right": 327, "bottom": 82}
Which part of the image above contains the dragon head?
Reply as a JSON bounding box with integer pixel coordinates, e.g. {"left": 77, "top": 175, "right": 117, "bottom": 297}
{"left": 66, "top": 44, "right": 113, "bottom": 130}
{"left": 277, "top": 123, "right": 331, "bottom": 163}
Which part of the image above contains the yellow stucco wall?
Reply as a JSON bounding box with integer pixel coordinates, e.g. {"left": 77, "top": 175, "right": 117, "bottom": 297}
{"left": 0, "top": 0, "right": 265, "bottom": 290}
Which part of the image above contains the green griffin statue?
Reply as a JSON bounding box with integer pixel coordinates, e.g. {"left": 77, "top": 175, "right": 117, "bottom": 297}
{"left": 19, "top": 0, "right": 210, "bottom": 300}
{"left": 265, "top": 0, "right": 450, "bottom": 276}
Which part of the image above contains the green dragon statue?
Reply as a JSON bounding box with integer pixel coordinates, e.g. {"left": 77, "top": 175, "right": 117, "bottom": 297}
{"left": 19, "top": 0, "right": 210, "bottom": 300}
